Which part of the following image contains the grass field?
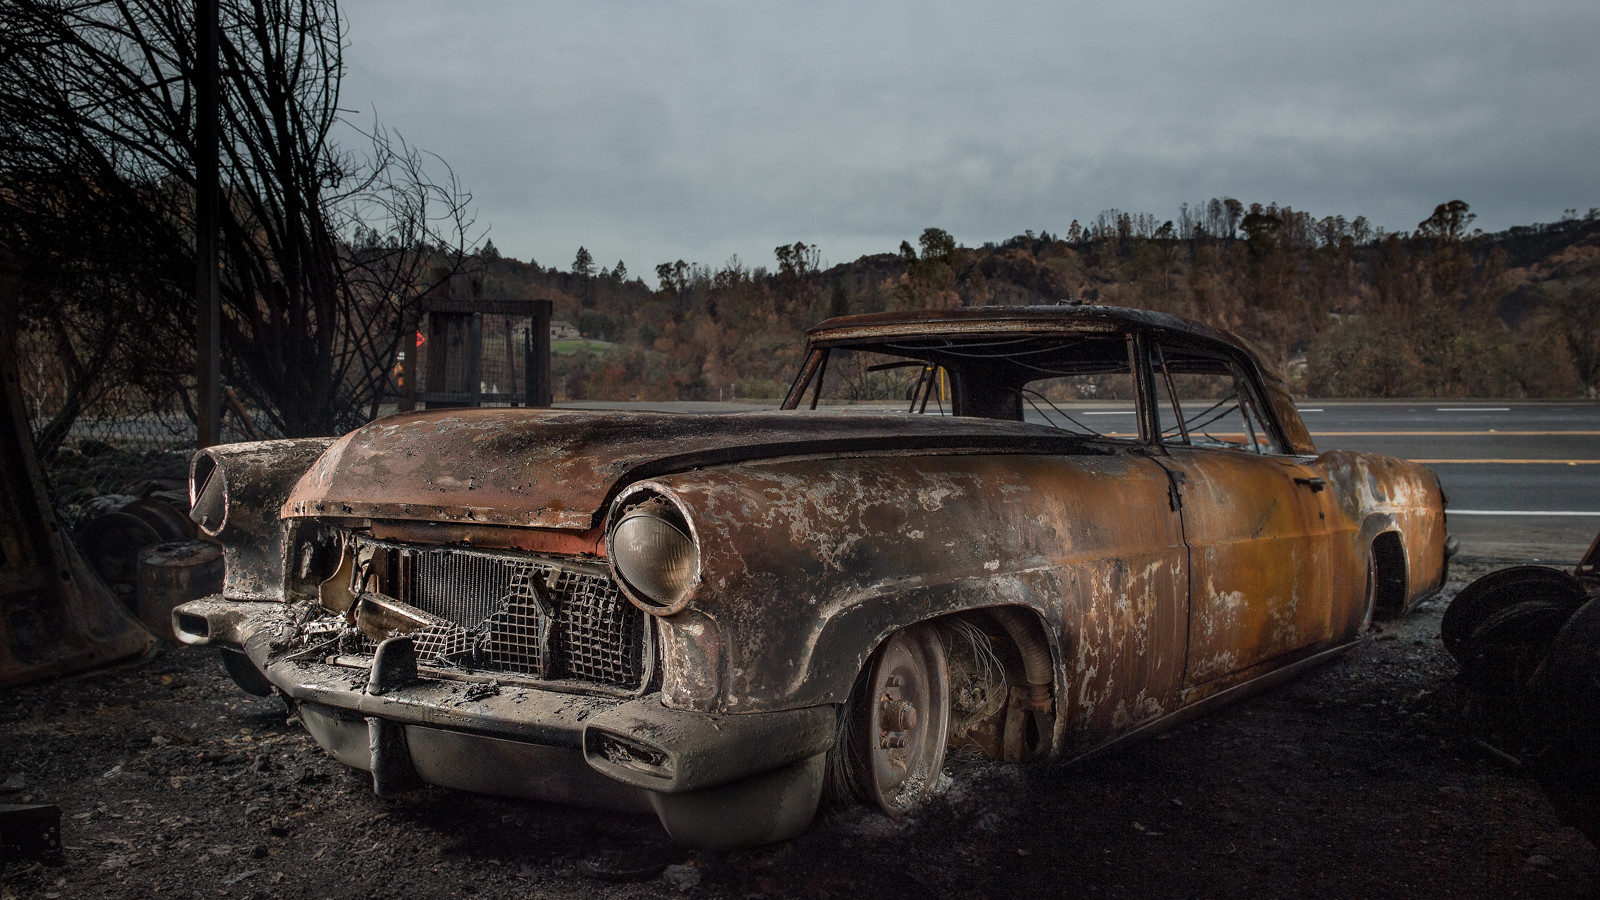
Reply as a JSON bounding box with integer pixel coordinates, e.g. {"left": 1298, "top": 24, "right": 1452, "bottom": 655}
{"left": 551, "top": 339, "right": 614, "bottom": 354}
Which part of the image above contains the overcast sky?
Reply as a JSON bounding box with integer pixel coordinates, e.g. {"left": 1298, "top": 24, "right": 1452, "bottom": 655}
{"left": 338, "top": 0, "right": 1600, "bottom": 279}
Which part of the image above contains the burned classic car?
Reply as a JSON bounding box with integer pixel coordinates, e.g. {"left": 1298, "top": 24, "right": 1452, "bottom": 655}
{"left": 173, "top": 306, "right": 1449, "bottom": 849}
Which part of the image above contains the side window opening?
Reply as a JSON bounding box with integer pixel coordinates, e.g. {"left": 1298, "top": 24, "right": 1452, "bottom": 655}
{"left": 808, "top": 349, "right": 954, "bottom": 414}
{"left": 1016, "top": 365, "right": 1140, "bottom": 440}
{"left": 1153, "top": 344, "right": 1282, "bottom": 454}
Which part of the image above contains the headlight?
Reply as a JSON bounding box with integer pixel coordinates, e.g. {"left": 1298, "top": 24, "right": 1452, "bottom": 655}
{"left": 608, "top": 490, "right": 700, "bottom": 615}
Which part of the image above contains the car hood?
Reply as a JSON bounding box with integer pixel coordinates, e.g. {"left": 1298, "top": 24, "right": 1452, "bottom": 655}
{"left": 282, "top": 407, "right": 1102, "bottom": 529}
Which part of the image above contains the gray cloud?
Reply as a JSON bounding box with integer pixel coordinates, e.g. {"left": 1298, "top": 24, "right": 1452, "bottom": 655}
{"left": 339, "top": 0, "right": 1600, "bottom": 275}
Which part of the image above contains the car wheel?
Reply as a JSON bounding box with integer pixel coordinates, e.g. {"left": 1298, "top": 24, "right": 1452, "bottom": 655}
{"left": 839, "top": 623, "right": 951, "bottom": 815}
{"left": 1441, "top": 566, "right": 1585, "bottom": 664}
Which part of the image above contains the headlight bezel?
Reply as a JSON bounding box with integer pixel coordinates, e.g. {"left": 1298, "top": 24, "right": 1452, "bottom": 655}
{"left": 606, "top": 484, "right": 702, "bottom": 616}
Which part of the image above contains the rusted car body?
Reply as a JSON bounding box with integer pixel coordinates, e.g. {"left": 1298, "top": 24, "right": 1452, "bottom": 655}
{"left": 173, "top": 306, "right": 1449, "bottom": 848}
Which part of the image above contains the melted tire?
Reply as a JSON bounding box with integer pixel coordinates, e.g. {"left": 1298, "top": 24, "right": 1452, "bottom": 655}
{"left": 218, "top": 647, "right": 274, "bottom": 697}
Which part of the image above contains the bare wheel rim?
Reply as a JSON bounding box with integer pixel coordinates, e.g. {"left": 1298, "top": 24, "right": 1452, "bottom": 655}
{"left": 1361, "top": 548, "right": 1378, "bottom": 631}
{"left": 863, "top": 624, "right": 950, "bottom": 814}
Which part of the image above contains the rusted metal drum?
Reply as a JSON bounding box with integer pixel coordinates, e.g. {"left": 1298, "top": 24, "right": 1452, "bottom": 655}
{"left": 135, "top": 541, "right": 224, "bottom": 642}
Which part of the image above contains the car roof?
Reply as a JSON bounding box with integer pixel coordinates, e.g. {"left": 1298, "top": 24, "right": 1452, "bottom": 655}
{"left": 806, "top": 305, "right": 1281, "bottom": 382}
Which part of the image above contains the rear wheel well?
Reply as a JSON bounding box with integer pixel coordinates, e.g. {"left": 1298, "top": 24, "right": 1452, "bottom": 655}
{"left": 1371, "top": 531, "right": 1409, "bottom": 619}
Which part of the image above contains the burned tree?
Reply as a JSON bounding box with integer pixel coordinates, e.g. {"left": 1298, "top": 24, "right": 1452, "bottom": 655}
{"left": 0, "top": 0, "right": 474, "bottom": 452}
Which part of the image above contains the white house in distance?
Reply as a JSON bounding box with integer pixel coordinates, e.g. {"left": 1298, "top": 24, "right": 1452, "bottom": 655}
{"left": 550, "top": 320, "right": 580, "bottom": 341}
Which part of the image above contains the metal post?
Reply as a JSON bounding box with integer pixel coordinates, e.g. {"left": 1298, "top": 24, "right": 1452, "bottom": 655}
{"left": 194, "top": 0, "right": 221, "bottom": 447}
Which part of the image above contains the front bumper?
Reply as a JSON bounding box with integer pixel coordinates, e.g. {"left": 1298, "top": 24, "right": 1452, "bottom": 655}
{"left": 174, "top": 597, "right": 836, "bottom": 848}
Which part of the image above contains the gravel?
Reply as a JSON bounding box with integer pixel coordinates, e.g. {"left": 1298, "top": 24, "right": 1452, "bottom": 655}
{"left": 1, "top": 555, "right": 1595, "bottom": 899}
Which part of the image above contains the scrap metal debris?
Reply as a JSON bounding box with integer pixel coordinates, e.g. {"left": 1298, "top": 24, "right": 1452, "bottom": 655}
{"left": 460, "top": 680, "right": 501, "bottom": 703}
{"left": 0, "top": 803, "right": 62, "bottom": 868}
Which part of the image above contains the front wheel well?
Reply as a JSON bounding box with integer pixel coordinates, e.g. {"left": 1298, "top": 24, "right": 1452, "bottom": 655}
{"left": 823, "top": 606, "right": 1058, "bottom": 813}
{"left": 1371, "top": 531, "right": 1409, "bottom": 619}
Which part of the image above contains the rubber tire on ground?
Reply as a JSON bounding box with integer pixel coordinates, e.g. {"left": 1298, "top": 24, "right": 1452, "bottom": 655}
{"left": 834, "top": 623, "right": 951, "bottom": 816}
{"left": 1441, "top": 566, "right": 1585, "bottom": 664}
{"left": 1526, "top": 596, "right": 1600, "bottom": 847}
{"left": 1457, "top": 598, "right": 1576, "bottom": 694}
{"left": 1528, "top": 596, "right": 1600, "bottom": 742}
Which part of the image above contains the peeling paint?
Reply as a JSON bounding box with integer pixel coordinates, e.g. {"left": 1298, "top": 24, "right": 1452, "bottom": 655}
{"left": 180, "top": 304, "right": 1450, "bottom": 845}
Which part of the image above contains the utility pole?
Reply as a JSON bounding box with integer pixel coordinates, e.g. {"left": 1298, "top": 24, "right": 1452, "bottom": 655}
{"left": 194, "top": 0, "right": 221, "bottom": 447}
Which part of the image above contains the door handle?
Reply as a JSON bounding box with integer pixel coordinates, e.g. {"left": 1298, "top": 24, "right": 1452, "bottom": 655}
{"left": 1294, "top": 476, "right": 1327, "bottom": 492}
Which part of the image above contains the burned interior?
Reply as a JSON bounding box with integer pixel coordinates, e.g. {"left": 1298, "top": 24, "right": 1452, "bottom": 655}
{"left": 172, "top": 305, "right": 1450, "bottom": 849}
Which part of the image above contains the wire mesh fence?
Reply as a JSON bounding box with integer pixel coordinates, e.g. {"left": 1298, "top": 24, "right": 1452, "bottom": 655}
{"left": 17, "top": 325, "right": 204, "bottom": 456}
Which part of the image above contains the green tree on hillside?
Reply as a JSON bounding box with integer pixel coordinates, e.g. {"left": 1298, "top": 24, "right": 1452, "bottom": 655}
{"left": 573, "top": 246, "right": 595, "bottom": 277}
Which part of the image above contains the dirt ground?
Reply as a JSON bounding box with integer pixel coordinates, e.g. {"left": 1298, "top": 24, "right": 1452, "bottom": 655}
{"left": 2, "top": 555, "right": 1597, "bottom": 900}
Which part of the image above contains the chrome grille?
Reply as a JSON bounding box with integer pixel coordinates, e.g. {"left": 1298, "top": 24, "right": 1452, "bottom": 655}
{"left": 371, "top": 542, "right": 646, "bottom": 689}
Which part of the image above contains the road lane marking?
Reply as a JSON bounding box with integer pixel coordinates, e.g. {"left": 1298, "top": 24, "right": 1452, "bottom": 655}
{"left": 1438, "top": 407, "right": 1511, "bottom": 412}
{"left": 1082, "top": 410, "right": 1136, "bottom": 415}
{"left": 1414, "top": 459, "right": 1600, "bottom": 465}
{"left": 1449, "top": 510, "right": 1600, "bottom": 516}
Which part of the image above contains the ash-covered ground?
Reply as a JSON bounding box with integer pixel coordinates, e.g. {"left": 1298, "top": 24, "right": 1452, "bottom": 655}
{"left": 1, "top": 555, "right": 1596, "bottom": 899}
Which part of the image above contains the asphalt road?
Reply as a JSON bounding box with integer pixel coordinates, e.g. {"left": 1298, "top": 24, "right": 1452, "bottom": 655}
{"left": 1302, "top": 401, "right": 1600, "bottom": 564}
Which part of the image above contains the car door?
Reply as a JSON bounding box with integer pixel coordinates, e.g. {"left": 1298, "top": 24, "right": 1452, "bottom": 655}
{"left": 1144, "top": 341, "right": 1341, "bottom": 689}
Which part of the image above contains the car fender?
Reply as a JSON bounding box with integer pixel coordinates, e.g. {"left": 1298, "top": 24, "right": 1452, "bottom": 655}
{"left": 190, "top": 437, "right": 338, "bottom": 602}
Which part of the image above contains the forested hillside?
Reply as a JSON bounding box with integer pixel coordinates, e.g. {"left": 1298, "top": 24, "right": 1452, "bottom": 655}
{"left": 477, "top": 201, "right": 1600, "bottom": 402}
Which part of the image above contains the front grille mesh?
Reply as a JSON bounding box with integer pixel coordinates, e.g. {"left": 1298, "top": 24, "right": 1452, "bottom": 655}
{"left": 372, "top": 543, "right": 646, "bottom": 689}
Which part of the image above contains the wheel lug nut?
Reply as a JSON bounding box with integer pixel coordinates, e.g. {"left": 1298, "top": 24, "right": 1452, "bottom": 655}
{"left": 879, "top": 699, "right": 918, "bottom": 732}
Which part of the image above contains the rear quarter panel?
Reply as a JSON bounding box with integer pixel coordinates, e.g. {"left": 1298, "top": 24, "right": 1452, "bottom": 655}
{"left": 1314, "top": 449, "right": 1449, "bottom": 612}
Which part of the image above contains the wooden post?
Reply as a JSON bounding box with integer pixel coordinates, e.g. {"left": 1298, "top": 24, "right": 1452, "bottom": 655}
{"left": 467, "top": 312, "right": 484, "bottom": 405}
{"left": 504, "top": 316, "right": 517, "bottom": 405}
{"left": 529, "top": 299, "right": 552, "bottom": 407}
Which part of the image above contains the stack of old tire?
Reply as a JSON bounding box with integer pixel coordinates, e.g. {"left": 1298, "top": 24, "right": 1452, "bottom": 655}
{"left": 1443, "top": 566, "right": 1600, "bottom": 845}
